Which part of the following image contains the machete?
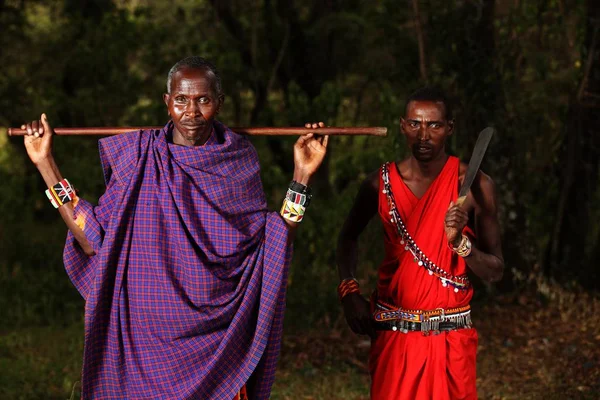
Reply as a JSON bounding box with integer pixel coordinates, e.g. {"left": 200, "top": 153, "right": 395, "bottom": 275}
{"left": 455, "top": 127, "right": 495, "bottom": 207}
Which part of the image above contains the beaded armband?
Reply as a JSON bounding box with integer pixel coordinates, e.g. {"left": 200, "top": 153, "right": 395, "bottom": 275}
{"left": 289, "top": 180, "right": 312, "bottom": 195}
{"left": 45, "top": 179, "right": 76, "bottom": 208}
{"left": 286, "top": 188, "right": 311, "bottom": 207}
{"left": 337, "top": 278, "right": 360, "bottom": 301}
{"left": 451, "top": 235, "right": 472, "bottom": 258}
{"left": 280, "top": 181, "right": 312, "bottom": 223}
{"left": 280, "top": 199, "right": 306, "bottom": 222}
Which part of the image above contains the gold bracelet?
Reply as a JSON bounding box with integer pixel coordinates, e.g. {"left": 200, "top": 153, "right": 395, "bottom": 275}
{"left": 452, "top": 235, "right": 472, "bottom": 257}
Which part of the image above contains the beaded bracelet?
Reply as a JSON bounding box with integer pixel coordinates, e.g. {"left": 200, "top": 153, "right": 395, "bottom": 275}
{"left": 289, "top": 180, "right": 312, "bottom": 195}
{"left": 280, "top": 181, "right": 312, "bottom": 223}
{"left": 286, "top": 188, "right": 310, "bottom": 207}
{"left": 45, "top": 178, "right": 76, "bottom": 208}
{"left": 280, "top": 199, "right": 306, "bottom": 222}
{"left": 450, "top": 235, "right": 472, "bottom": 258}
{"left": 337, "top": 278, "right": 360, "bottom": 301}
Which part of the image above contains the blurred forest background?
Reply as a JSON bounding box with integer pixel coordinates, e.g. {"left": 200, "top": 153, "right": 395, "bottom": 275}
{"left": 1, "top": 0, "right": 599, "bottom": 399}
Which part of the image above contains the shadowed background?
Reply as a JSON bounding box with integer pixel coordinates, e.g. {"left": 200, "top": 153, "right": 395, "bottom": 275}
{"left": 0, "top": 0, "right": 599, "bottom": 399}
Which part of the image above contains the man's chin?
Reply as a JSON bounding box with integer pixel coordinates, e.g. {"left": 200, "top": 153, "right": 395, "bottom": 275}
{"left": 412, "top": 152, "right": 434, "bottom": 162}
{"left": 173, "top": 125, "right": 211, "bottom": 145}
{"left": 184, "top": 131, "right": 207, "bottom": 141}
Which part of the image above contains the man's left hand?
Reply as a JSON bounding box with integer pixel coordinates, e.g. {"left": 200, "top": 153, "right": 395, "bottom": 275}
{"left": 445, "top": 201, "right": 469, "bottom": 247}
{"left": 292, "top": 122, "right": 329, "bottom": 185}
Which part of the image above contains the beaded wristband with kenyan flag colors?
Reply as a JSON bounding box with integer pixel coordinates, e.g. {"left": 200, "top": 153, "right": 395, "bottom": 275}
{"left": 45, "top": 178, "right": 76, "bottom": 208}
{"left": 338, "top": 278, "right": 360, "bottom": 301}
{"left": 288, "top": 180, "right": 312, "bottom": 206}
{"left": 286, "top": 188, "right": 310, "bottom": 207}
{"left": 280, "top": 180, "right": 311, "bottom": 223}
{"left": 280, "top": 199, "right": 305, "bottom": 222}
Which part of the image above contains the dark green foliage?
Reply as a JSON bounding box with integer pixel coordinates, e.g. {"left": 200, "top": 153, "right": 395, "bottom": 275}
{"left": 1, "top": 0, "right": 600, "bottom": 398}
{"left": 0, "top": 0, "right": 597, "bottom": 333}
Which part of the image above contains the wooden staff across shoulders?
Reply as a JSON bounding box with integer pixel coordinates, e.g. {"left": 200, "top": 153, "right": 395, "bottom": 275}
{"left": 7, "top": 126, "right": 387, "bottom": 136}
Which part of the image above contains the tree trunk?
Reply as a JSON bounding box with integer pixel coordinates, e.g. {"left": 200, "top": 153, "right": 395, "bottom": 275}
{"left": 544, "top": 0, "right": 600, "bottom": 288}
{"left": 411, "top": 0, "right": 428, "bottom": 82}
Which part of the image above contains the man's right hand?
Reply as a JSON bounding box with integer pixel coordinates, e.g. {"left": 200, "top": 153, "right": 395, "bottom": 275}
{"left": 23, "top": 113, "right": 54, "bottom": 166}
{"left": 342, "top": 292, "right": 375, "bottom": 339}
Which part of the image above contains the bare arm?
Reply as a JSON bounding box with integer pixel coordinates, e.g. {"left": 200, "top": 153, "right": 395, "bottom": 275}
{"left": 282, "top": 123, "right": 329, "bottom": 244}
{"left": 336, "top": 169, "right": 379, "bottom": 337}
{"left": 445, "top": 172, "right": 504, "bottom": 282}
{"left": 465, "top": 174, "right": 504, "bottom": 282}
{"left": 336, "top": 170, "right": 379, "bottom": 280}
{"left": 23, "top": 114, "right": 95, "bottom": 256}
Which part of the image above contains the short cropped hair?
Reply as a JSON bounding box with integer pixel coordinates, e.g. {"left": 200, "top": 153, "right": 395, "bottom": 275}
{"left": 404, "top": 87, "right": 453, "bottom": 120}
{"left": 166, "top": 56, "right": 222, "bottom": 95}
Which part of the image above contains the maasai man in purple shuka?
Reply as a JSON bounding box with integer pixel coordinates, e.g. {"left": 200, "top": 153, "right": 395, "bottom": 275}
{"left": 22, "top": 56, "right": 329, "bottom": 399}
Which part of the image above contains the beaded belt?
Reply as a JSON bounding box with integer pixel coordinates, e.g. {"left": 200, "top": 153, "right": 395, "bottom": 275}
{"left": 373, "top": 300, "right": 472, "bottom": 335}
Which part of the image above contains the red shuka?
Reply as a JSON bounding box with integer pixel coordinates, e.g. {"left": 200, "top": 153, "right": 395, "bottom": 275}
{"left": 369, "top": 156, "right": 478, "bottom": 400}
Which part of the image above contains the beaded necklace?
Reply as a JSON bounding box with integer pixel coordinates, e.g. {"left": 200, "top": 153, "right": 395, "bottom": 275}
{"left": 381, "top": 162, "right": 470, "bottom": 292}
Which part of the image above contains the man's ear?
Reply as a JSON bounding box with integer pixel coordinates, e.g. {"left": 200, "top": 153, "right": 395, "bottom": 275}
{"left": 216, "top": 94, "right": 225, "bottom": 114}
{"left": 163, "top": 93, "right": 170, "bottom": 115}
{"left": 447, "top": 119, "right": 455, "bottom": 136}
{"left": 399, "top": 117, "right": 406, "bottom": 135}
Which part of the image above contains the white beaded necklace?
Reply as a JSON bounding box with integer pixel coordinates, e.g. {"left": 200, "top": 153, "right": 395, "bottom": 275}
{"left": 381, "top": 162, "right": 470, "bottom": 292}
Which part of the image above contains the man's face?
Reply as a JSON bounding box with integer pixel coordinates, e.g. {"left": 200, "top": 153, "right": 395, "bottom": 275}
{"left": 163, "top": 67, "right": 223, "bottom": 146}
{"left": 401, "top": 100, "right": 453, "bottom": 162}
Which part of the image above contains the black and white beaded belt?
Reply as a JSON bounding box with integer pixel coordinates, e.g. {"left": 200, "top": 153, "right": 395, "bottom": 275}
{"left": 373, "top": 301, "right": 473, "bottom": 335}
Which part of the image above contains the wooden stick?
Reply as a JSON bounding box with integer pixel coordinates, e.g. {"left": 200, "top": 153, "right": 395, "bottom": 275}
{"left": 7, "top": 126, "right": 387, "bottom": 137}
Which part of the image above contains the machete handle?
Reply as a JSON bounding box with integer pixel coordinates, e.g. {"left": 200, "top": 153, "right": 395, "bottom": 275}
{"left": 455, "top": 196, "right": 467, "bottom": 207}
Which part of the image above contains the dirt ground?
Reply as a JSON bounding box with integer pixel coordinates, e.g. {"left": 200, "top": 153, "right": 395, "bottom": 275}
{"left": 274, "top": 287, "right": 600, "bottom": 400}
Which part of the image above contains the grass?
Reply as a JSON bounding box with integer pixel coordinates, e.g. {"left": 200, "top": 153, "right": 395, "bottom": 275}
{"left": 0, "top": 322, "right": 83, "bottom": 400}
{"left": 1, "top": 285, "right": 599, "bottom": 399}
{"left": 272, "top": 330, "right": 371, "bottom": 400}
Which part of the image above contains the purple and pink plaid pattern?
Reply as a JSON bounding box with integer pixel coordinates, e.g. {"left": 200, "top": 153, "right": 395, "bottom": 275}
{"left": 64, "top": 121, "right": 292, "bottom": 399}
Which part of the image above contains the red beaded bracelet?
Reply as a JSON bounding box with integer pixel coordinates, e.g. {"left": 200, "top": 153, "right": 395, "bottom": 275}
{"left": 337, "top": 278, "right": 360, "bottom": 301}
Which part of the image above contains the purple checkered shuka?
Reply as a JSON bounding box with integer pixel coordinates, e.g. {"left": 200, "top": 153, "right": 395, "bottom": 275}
{"left": 63, "top": 121, "right": 292, "bottom": 399}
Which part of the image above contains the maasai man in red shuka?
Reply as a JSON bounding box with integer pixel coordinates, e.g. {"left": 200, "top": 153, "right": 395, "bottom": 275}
{"left": 22, "top": 56, "right": 329, "bottom": 399}
{"left": 337, "top": 87, "right": 504, "bottom": 399}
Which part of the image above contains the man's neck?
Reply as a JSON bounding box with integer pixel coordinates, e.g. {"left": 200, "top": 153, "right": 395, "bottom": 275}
{"left": 408, "top": 151, "right": 449, "bottom": 180}
{"left": 172, "top": 128, "right": 212, "bottom": 147}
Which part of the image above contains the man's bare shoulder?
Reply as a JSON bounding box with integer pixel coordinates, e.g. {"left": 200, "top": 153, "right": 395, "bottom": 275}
{"left": 473, "top": 171, "right": 497, "bottom": 213}
{"left": 477, "top": 170, "right": 496, "bottom": 192}
{"left": 458, "top": 160, "right": 497, "bottom": 210}
{"left": 459, "top": 161, "right": 495, "bottom": 188}
{"left": 362, "top": 159, "right": 407, "bottom": 192}
{"left": 362, "top": 168, "right": 380, "bottom": 193}
{"left": 459, "top": 160, "right": 469, "bottom": 178}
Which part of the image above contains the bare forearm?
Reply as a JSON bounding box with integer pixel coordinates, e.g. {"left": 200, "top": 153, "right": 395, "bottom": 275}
{"left": 460, "top": 174, "right": 503, "bottom": 283}
{"left": 282, "top": 169, "right": 311, "bottom": 244}
{"left": 36, "top": 157, "right": 63, "bottom": 187}
{"left": 36, "top": 159, "right": 95, "bottom": 256}
{"left": 336, "top": 172, "right": 379, "bottom": 282}
{"left": 336, "top": 236, "right": 359, "bottom": 281}
{"left": 464, "top": 247, "right": 504, "bottom": 282}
